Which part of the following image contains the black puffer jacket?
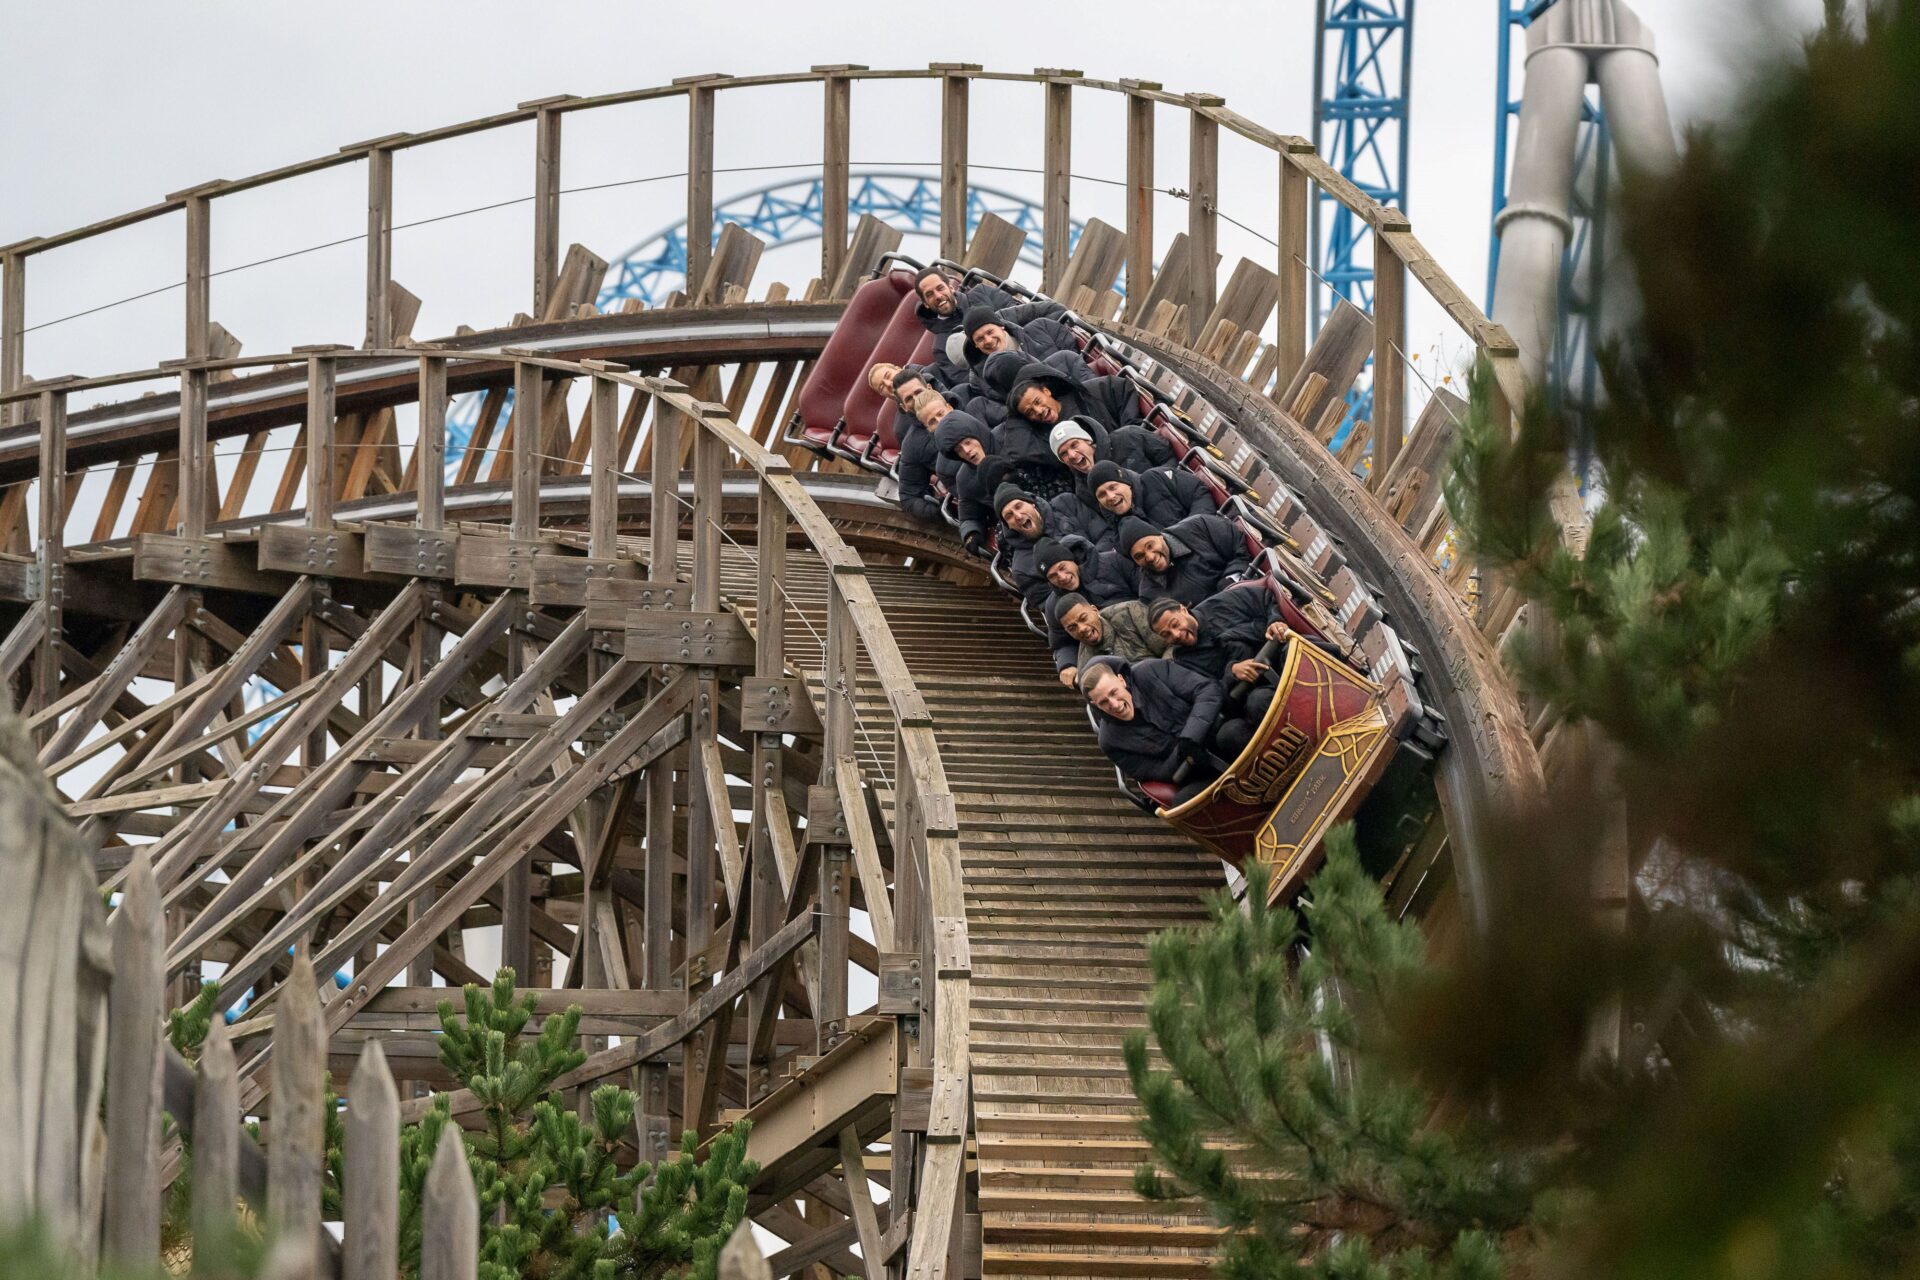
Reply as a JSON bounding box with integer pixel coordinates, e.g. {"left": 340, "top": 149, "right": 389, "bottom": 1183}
{"left": 1039, "top": 535, "right": 1144, "bottom": 667}
{"left": 1164, "top": 586, "right": 1282, "bottom": 685}
{"left": 1136, "top": 513, "right": 1253, "bottom": 606}
{"left": 894, "top": 420, "right": 944, "bottom": 524}
{"left": 933, "top": 411, "right": 999, "bottom": 541}
{"left": 1006, "top": 362, "right": 1149, "bottom": 434}
{"left": 1001, "top": 496, "right": 1102, "bottom": 602}
{"left": 964, "top": 314, "right": 1078, "bottom": 367}
{"left": 916, "top": 281, "right": 1015, "bottom": 339}
{"left": 1102, "top": 423, "right": 1177, "bottom": 473}
{"left": 917, "top": 281, "right": 1016, "bottom": 386}
{"left": 1090, "top": 657, "right": 1224, "bottom": 784}
{"left": 1079, "top": 464, "right": 1217, "bottom": 538}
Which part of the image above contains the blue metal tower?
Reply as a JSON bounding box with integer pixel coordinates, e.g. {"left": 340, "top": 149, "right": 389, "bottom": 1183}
{"left": 1312, "top": 0, "right": 1415, "bottom": 331}
{"left": 1488, "top": 0, "right": 1611, "bottom": 412}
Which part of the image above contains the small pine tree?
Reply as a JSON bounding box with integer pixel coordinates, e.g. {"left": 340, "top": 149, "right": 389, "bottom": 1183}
{"left": 1127, "top": 829, "right": 1539, "bottom": 1280}
{"left": 387, "top": 969, "right": 757, "bottom": 1280}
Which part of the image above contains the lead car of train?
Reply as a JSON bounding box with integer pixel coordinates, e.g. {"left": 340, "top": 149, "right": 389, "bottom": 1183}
{"left": 789, "top": 255, "right": 1447, "bottom": 903}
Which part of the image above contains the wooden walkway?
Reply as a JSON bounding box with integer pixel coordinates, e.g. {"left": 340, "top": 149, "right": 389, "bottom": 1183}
{"left": 748, "top": 550, "right": 1227, "bottom": 1277}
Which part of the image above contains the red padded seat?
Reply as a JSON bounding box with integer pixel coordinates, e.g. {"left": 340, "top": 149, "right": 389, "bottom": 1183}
{"left": 791, "top": 271, "right": 910, "bottom": 453}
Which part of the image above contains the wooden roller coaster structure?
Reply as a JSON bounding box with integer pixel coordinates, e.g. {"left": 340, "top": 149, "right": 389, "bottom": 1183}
{"left": 0, "top": 68, "right": 1557, "bottom": 1279}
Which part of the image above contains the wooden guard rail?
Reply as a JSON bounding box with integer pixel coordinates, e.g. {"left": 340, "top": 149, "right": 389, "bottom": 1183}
{"left": 0, "top": 66, "right": 1530, "bottom": 452}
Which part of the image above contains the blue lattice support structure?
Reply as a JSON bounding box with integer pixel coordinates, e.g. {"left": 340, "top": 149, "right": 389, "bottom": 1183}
{"left": 1313, "top": 0, "right": 1414, "bottom": 331}
{"left": 1489, "top": 0, "right": 1613, "bottom": 414}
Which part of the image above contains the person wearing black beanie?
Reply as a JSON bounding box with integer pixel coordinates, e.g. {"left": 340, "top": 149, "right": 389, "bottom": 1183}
{"left": 1116, "top": 515, "right": 1162, "bottom": 560}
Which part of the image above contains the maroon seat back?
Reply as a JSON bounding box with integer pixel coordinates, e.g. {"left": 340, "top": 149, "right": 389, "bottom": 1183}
{"left": 794, "top": 271, "right": 911, "bottom": 450}
{"left": 837, "top": 290, "right": 930, "bottom": 459}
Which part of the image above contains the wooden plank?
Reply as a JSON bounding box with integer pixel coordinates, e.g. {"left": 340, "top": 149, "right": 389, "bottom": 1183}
{"left": 191, "top": 1018, "right": 241, "bottom": 1259}
{"left": 623, "top": 609, "right": 755, "bottom": 667}
{"left": 1280, "top": 298, "right": 1373, "bottom": 441}
{"left": 838, "top": 1128, "right": 887, "bottom": 1280}
{"left": 1055, "top": 216, "right": 1126, "bottom": 304}
{"left": 416, "top": 354, "right": 448, "bottom": 529}
{"left": 258, "top": 524, "right": 365, "bottom": 577}
{"left": 962, "top": 212, "right": 1025, "bottom": 278}
{"left": 344, "top": 1040, "right": 400, "bottom": 1280}
{"left": 103, "top": 850, "right": 163, "bottom": 1267}
{"left": 1199, "top": 257, "right": 1281, "bottom": 354}
{"left": 134, "top": 535, "right": 285, "bottom": 594}
{"left": 830, "top": 216, "right": 902, "bottom": 299}
{"left": 267, "top": 947, "right": 325, "bottom": 1262}
{"left": 833, "top": 761, "right": 894, "bottom": 952}
{"left": 696, "top": 223, "right": 766, "bottom": 307}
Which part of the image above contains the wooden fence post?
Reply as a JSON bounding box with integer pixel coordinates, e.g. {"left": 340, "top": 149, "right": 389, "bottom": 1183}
{"left": 422, "top": 1126, "right": 478, "bottom": 1280}
{"left": 718, "top": 1220, "right": 771, "bottom": 1280}
{"left": 103, "top": 849, "right": 164, "bottom": 1268}
{"left": 267, "top": 948, "right": 325, "bottom": 1263}
{"left": 192, "top": 1016, "right": 241, "bottom": 1263}
{"left": 345, "top": 1040, "right": 400, "bottom": 1280}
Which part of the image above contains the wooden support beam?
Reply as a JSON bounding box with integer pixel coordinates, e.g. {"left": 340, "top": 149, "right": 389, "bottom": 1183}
{"left": 177, "top": 366, "right": 209, "bottom": 538}
{"left": 31, "top": 382, "right": 67, "bottom": 725}
{"left": 1187, "top": 100, "right": 1220, "bottom": 342}
{"left": 589, "top": 372, "right": 619, "bottom": 556}
{"left": 416, "top": 354, "right": 446, "bottom": 530}
{"left": 685, "top": 78, "right": 719, "bottom": 292}
{"left": 364, "top": 145, "right": 394, "bottom": 348}
{"left": 532, "top": 104, "right": 564, "bottom": 317}
{"left": 1123, "top": 82, "right": 1158, "bottom": 322}
{"left": 511, "top": 359, "right": 542, "bottom": 539}
{"left": 937, "top": 67, "right": 978, "bottom": 261}
{"left": 1278, "top": 150, "right": 1311, "bottom": 393}
{"left": 302, "top": 351, "right": 339, "bottom": 528}
{"left": 1040, "top": 71, "right": 1077, "bottom": 293}
{"left": 818, "top": 67, "right": 859, "bottom": 288}
{"left": 1370, "top": 231, "right": 1407, "bottom": 493}
{"left": 184, "top": 191, "right": 211, "bottom": 362}
{"left": 1, "top": 252, "right": 23, "bottom": 428}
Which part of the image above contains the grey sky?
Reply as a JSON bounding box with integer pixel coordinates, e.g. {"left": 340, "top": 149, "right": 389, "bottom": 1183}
{"left": 1, "top": 0, "right": 1826, "bottom": 388}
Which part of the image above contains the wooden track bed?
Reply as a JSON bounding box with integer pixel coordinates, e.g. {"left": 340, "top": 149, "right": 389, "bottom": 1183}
{"left": 743, "top": 551, "right": 1225, "bottom": 1278}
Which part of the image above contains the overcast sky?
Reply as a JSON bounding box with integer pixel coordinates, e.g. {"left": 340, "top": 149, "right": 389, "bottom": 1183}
{"left": 1, "top": 0, "right": 1827, "bottom": 391}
